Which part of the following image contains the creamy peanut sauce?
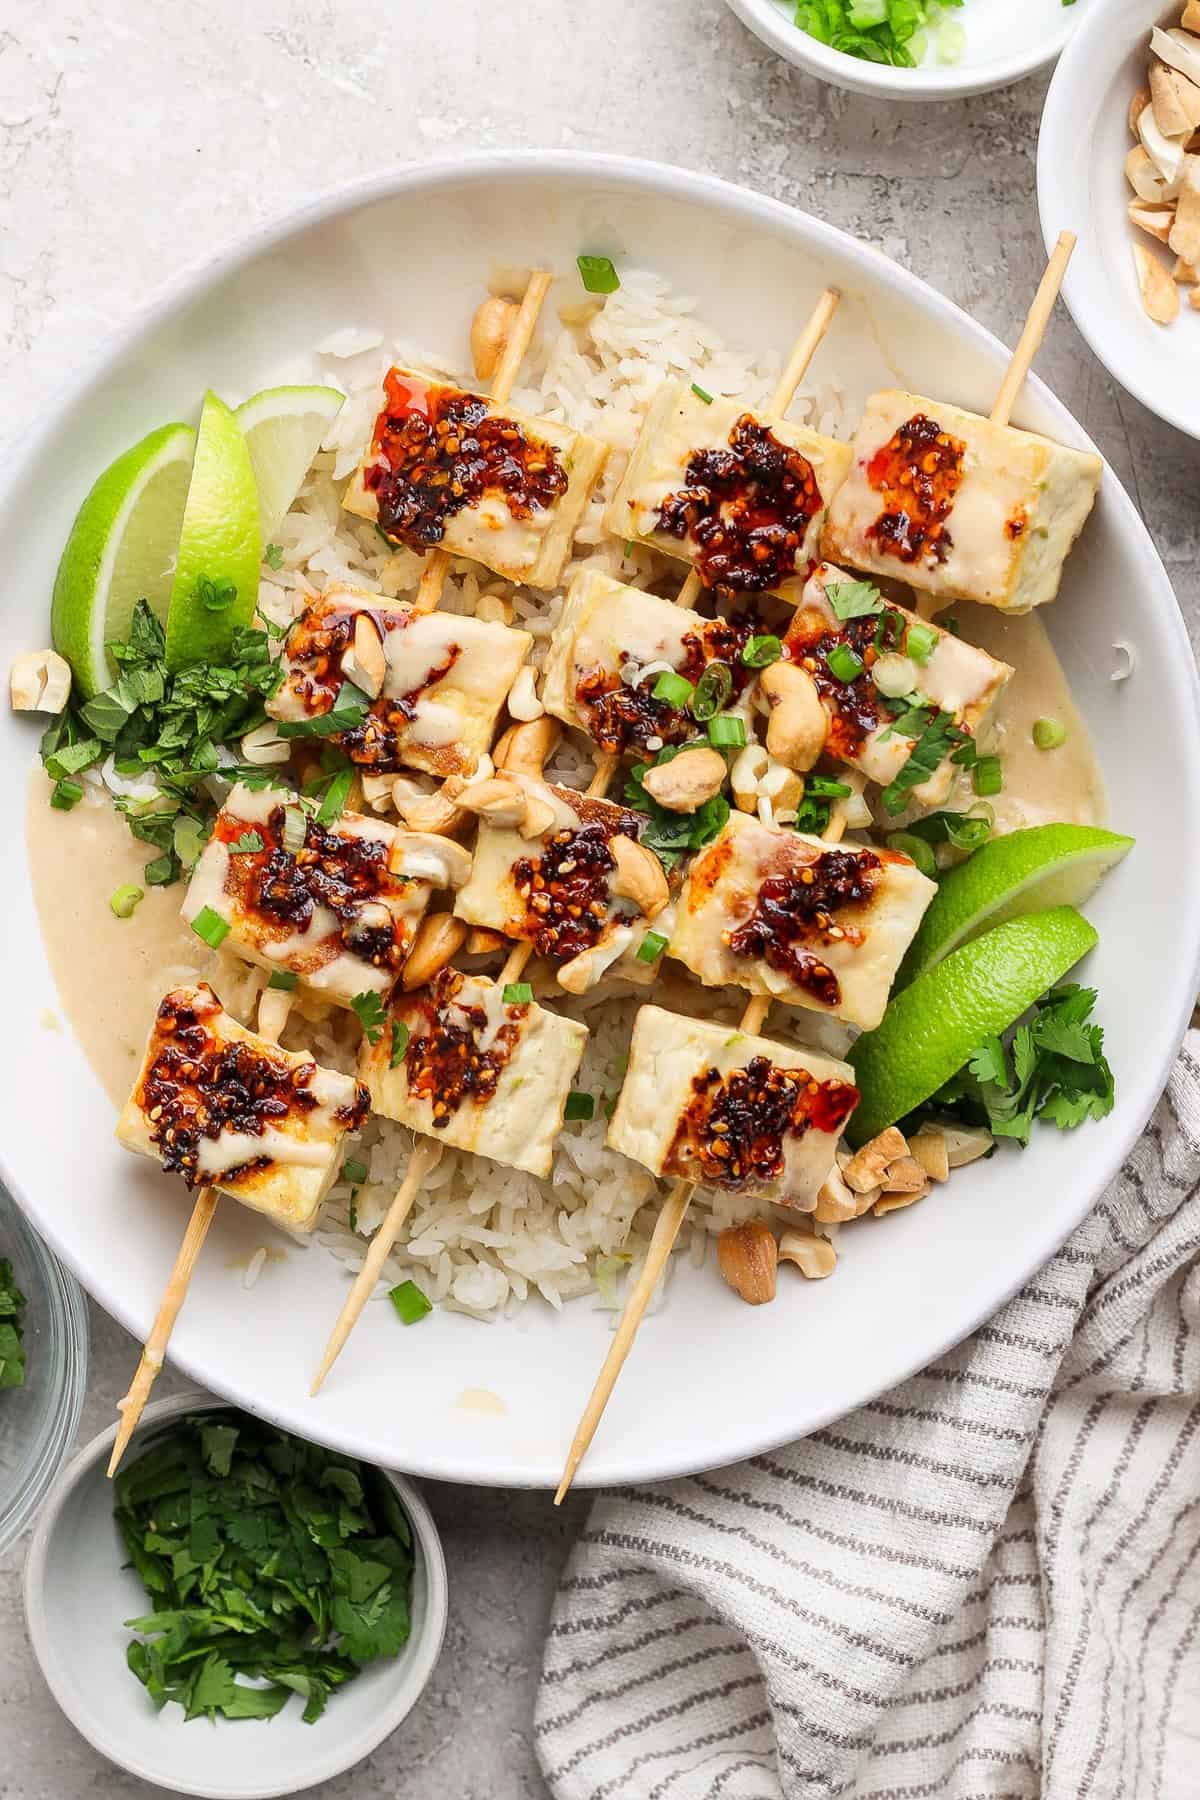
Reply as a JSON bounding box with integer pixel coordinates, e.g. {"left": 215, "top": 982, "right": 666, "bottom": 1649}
{"left": 26, "top": 608, "right": 1102, "bottom": 1110}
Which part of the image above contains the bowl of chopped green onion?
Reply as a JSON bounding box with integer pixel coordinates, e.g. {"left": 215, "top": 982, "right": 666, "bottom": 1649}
{"left": 23, "top": 1394, "right": 448, "bottom": 1798}
{"left": 723, "top": 0, "right": 1083, "bottom": 99}
{"left": 0, "top": 1187, "right": 88, "bottom": 1559}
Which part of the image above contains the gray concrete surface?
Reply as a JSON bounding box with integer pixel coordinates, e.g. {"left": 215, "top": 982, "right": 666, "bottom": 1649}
{"left": 2, "top": 2, "right": 1198, "bottom": 1795}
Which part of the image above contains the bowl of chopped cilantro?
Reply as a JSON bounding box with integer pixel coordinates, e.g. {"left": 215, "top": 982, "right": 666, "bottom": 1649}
{"left": 0, "top": 1187, "right": 88, "bottom": 1559}
{"left": 723, "top": 0, "right": 1084, "bottom": 98}
{"left": 23, "top": 1394, "right": 447, "bottom": 1798}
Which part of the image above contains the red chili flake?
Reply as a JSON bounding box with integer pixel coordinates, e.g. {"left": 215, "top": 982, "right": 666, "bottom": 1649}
{"left": 665, "top": 1054, "right": 859, "bottom": 1189}
{"left": 864, "top": 413, "right": 966, "bottom": 567}
{"left": 400, "top": 969, "right": 526, "bottom": 1123}
{"left": 724, "top": 848, "right": 882, "bottom": 1005}
{"left": 573, "top": 615, "right": 757, "bottom": 756}
{"left": 511, "top": 825, "right": 616, "bottom": 964}
{"left": 782, "top": 610, "right": 883, "bottom": 759}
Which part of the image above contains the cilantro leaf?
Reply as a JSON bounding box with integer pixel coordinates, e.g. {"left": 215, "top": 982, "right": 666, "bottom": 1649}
{"left": 824, "top": 578, "right": 883, "bottom": 621}
{"left": 0, "top": 1258, "right": 26, "bottom": 1389}
{"left": 351, "top": 992, "right": 388, "bottom": 1045}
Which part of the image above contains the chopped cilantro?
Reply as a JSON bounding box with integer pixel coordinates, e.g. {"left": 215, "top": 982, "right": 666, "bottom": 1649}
{"left": 229, "top": 830, "right": 265, "bottom": 855}
{"left": 0, "top": 1257, "right": 27, "bottom": 1389}
{"left": 824, "top": 578, "right": 883, "bottom": 622}
{"left": 625, "top": 745, "right": 730, "bottom": 871}
{"left": 389, "top": 1019, "right": 410, "bottom": 1068}
{"left": 880, "top": 708, "right": 967, "bottom": 815}
{"left": 351, "top": 991, "right": 387, "bottom": 1045}
{"left": 264, "top": 543, "right": 285, "bottom": 571}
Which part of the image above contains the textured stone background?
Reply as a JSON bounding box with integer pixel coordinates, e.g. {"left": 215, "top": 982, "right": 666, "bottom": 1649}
{"left": 1, "top": 3, "right": 1198, "bottom": 1796}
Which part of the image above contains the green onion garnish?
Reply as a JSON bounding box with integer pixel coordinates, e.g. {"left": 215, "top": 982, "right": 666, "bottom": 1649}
{"left": 741, "top": 635, "right": 782, "bottom": 668}
{"left": 190, "top": 905, "right": 230, "bottom": 949}
{"left": 577, "top": 253, "right": 619, "bottom": 294}
{"left": 343, "top": 1158, "right": 368, "bottom": 1186}
{"left": 691, "top": 382, "right": 714, "bottom": 404}
{"left": 636, "top": 930, "right": 668, "bottom": 964}
{"left": 282, "top": 805, "right": 307, "bottom": 853}
{"left": 652, "top": 671, "right": 695, "bottom": 709}
{"left": 826, "top": 643, "right": 865, "bottom": 684}
{"left": 143, "top": 853, "right": 176, "bottom": 886}
{"left": 691, "top": 662, "right": 733, "bottom": 721}
{"left": 389, "top": 1279, "right": 432, "bottom": 1325}
{"left": 229, "top": 830, "right": 265, "bottom": 855}
{"left": 50, "top": 778, "right": 83, "bottom": 811}
{"left": 277, "top": 680, "right": 370, "bottom": 739}
{"left": 109, "top": 884, "right": 144, "bottom": 919}
{"left": 564, "top": 1091, "right": 595, "bottom": 1122}
{"left": 708, "top": 714, "right": 746, "bottom": 749}
{"left": 804, "top": 774, "right": 852, "bottom": 798}
{"left": 1033, "top": 717, "right": 1067, "bottom": 750}
{"left": 905, "top": 622, "right": 939, "bottom": 666}
{"left": 886, "top": 832, "right": 937, "bottom": 879}
{"left": 46, "top": 737, "right": 103, "bottom": 780}
{"left": 351, "top": 990, "right": 387, "bottom": 1044}
{"left": 390, "top": 1018, "right": 410, "bottom": 1068}
{"left": 503, "top": 982, "right": 534, "bottom": 1005}
{"left": 268, "top": 970, "right": 299, "bottom": 991}
{"left": 972, "top": 756, "right": 1003, "bottom": 797}
{"left": 317, "top": 768, "right": 355, "bottom": 826}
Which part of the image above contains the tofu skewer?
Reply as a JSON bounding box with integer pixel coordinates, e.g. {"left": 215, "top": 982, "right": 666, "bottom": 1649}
{"left": 552, "top": 239, "right": 1083, "bottom": 1503}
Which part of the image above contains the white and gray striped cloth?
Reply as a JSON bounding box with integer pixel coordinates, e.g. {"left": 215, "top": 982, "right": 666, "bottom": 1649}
{"left": 536, "top": 1034, "right": 1200, "bottom": 1799}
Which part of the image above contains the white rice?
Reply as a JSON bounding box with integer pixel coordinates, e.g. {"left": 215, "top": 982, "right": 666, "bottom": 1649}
{"left": 257, "top": 270, "right": 854, "bottom": 1323}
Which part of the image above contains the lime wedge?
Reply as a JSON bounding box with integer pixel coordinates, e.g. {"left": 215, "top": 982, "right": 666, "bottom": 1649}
{"left": 897, "top": 824, "right": 1133, "bottom": 988}
{"left": 165, "top": 392, "right": 261, "bottom": 671}
{"left": 235, "top": 384, "right": 344, "bottom": 544}
{"left": 847, "top": 906, "right": 1099, "bottom": 1145}
{"left": 50, "top": 423, "right": 196, "bottom": 698}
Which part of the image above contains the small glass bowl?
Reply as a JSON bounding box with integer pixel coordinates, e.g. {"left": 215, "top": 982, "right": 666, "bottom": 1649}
{"left": 0, "top": 1186, "right": 89, "bottom": 1558}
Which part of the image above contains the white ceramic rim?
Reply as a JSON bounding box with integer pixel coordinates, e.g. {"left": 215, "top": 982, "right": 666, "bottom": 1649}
{"left": 723, "top": 0, "right": 1077, "bottom": 99}
{"left": 1037, "top": 0, "right": 1197, "bottom": 440}
{"left": 5, "top": 151, "right": 1199, "bottom": 1488}
{"left": 21, "top": 1391, "right": 449, "bottom": 1800}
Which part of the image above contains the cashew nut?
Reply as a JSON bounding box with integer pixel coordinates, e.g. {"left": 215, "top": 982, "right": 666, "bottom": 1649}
{"left": 813, "top": 1163, "right": 862, "bottom": 1224}
{"left": 874, "top": 1184, "right": 930, "bottom": 1218}
{"left": 471, "top": 295, "right": 519, "bottom": 382}
{"left": 880, "top": 1155, "right": 928, "bottom": 1195}
{"left": 401, "top": 912, "right": 468, "bottom": 990}
{"left": 519, "top": 789, "right": 558, "bottom": 839}
{"left": 943, "top": 1124, "right": 994, "bottom": 1169}
{"left": 760, "top": 661, "right": 829, "bottom": 772}
{"left": 506, "top": 664, "right": 544, "bottom": 723}
{"left": 778, "top": 1231, "right": 837, "bottom": 1280}
{"left": 717, "top": 1220, "right": 778, "bottom": 1306}
{"left": 342, "top": 613, "right": 386, "bottom": 700}
{"left": 640, "top": 746, "right": 727, "bottom": 814}
{"left": 909, "top": 1128, "right": 950, "bottom": 1184}
{"left": 240, "top": 719, "right": 291, "bottom": 766}
{"left": 256, "top": 987, "right": 294, "bottom": 1046}
{"left": 466, "top": 927, "right": 506, "bottom": 955}
{"left": 609, "top": 834, "right": 669, "bottom": 919}
{"left": 10, "top": 649, "right": 71, "bottom": 714}
{"left": 555, "top": 925, "right": 635, "bottom": 996}
{"left": 360, "top": 772, "right": 397, "bottom": 812}
{"left": 454, "top": 775, "right": 528, "bottom": 827}
{"left": 843, "top": 1127, "right": 909, "bottom": 1194}
{"left": 390, "top": 833, "right": 473, "bottom": 889}
{"left": 731, "top": 744, "right": 769, "bottom": 813}
{"left": 392, "top": 776, "right": 466, "bottom": 837}
{"left": 493, "top": 716, "right": 560, "bottom": 779}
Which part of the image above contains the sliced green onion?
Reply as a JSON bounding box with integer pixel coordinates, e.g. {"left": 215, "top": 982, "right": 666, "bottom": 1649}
{"left": 343, "top": 1158, "right": 368, "bottom": 1186}
{"left": 637, "top": 930, "right": 668, "bottom": 964}
{"left": 564, "top": 1091, "right": 595, "bottom": 1122}
{"left": 972, "top": 756, "right": 1003, "bottom": 798}
{"left": 577, "top": 253, "right": 619, "bottom": 294}
{"left": 826, "top": 643, "right": 865, "bottom": 684}
{"left": 873, "top": 609, "right": 905, "bottom": 653}
{"left": 190, "top": 905, "right": 230, "bottom": 949}
{"left": 905, "top": 622, "right": 939, "bottom": 666}
{"left": 503, "top": 982, "right": 534, "bottom": 1005}
{"left": 886, "top": 832, "right": 937, "bottom": 879}
{"left": 389, "top": 1279, "right": 432, "bottom": 1325}
{"left": 1033, "top": 717, "right": 1067, "bottom": 750}
{"left": 707, "top": 714, "right": 746, "bottom": 749}
{"left": 390, "top": 1018, "right": 410, "bottom": 1068}
{"left": 317, "top": 768, "right": 355, "bottom": 825}
{"left": 691, "top": 381, "right": 714, "bottom": 404}
{"left": 282, "top": 805, "right": 307, "bottom": 853}
{"left": 804, "top": 774, "right": 852, "bottom": 798}
{"left": 143, "top": 853, "right": 176, "bottom": 886}
{"left": 109, "top": 884, "right": 144, "bottom": 919}
{"left": 229, "top": 830, "right": 265, "bottom": 855}
{"left": 944, "top": 806, "right": 994, "bottom": 851}
{"left": 50, "top": 778, "right": 83, "bottom": 811}
{"left": 691, "top": 661, "right": 733, "bottom": 721}
{"left": 741, "top": 635, "right": 782, "bottom": 668}
{"left": 652, "top": 671, "right": 695, "bottom": 709}
{"left": 268, "top": 970, "right": 299, "bottom": 991}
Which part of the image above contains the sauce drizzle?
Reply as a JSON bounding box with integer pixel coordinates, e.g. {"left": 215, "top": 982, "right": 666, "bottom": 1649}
{"left": 665, "top": 1054, "right": 859, "bottom": 1189}
{"left": 864, "top": 413, "right": 966, "bottom": 566}
{"left": 401, "top": 970, "right": 527, "bottom": 1125}
{"left": 725, "top": 848, "right": 882, "bottom": 1005}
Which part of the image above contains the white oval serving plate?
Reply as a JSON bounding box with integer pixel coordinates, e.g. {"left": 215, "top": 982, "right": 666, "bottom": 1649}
{"left": 1, "top": 154, "right": 1197, "bottom": 1490}
{"left": 1039, "top": 0, "right": 1200, "bottom": 439}
{"left": 724, "top": 0, "right": 1080, "bottom": 101}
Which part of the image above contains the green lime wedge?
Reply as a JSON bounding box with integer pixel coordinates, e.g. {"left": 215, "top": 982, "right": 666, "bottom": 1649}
{"left": 50, "top": 423, "right": 196, "bottom": 698}
{"left": 847, "top": 906, "right": 1099, "bottom": 1146}
{"left": 165, "top": 392, "right": 261, "bottom": 671}
{"left": 897, "top": 824, "right": 1133, "bottom": 989}
{"left": 235, "top": 384, "right": 344, "bottom": 544}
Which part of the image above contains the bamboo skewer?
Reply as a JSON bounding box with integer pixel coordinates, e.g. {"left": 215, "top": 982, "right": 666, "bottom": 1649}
{"left": 414, "top": 270, "right": 555, "bottom": 614}
{"left": 990, "top": 232, "right": 1075, "bottom": 430}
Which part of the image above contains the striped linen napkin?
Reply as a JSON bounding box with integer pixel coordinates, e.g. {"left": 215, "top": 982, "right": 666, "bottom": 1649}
{"left": 536, "top": 1034, "right": 1200, "bottom": 1799}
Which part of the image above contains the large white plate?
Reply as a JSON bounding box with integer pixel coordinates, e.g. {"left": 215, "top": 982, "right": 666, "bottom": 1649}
{"left": 2, "top": 155, "right": 1197, "bottom": 1490}
{"left": 1039, "top": 0, "right": 1200, "bottom": 440}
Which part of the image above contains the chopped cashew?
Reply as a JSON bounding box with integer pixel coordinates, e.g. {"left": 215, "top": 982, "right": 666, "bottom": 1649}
{"left": 11, "top": 649, "right": 72, "bottom": 715}
{"left": 609, "top": 834, "right": 669, "bottom": 918}
{"left": 401, "top": 913, "right": 468, "bottom": 990}
{"left": 342, "top": 613, "right": 386, "bottom": 699}
{"left": 641, "top": 746, "right": 727, "bottom": 813}
{"left": 943, "top": 1124, "right": 994, "bottom": 1168}
{"left": 1129, "top": 84, "right": 1153, "bottom": 137}
{"left": 360, "top": 772, "right": 397, "bottom": 812}
{"left": 731, "top": 744, "right": 769, "bottom": 812}
{"left": 1170, "top": 159, "right": 1200, "bottom": 263}
{"left": 506, "top": 664, "right": 544, "bottom": 723}
{"left": 556, "top": 925, "right": 635, "bottom": 995}
{"left": 778, "top": 1231, "right": 837, "bottom": 1280}
{"left": 909, "top": 1128, "right": 950, "bottom": 1184}
{"left": 1129, "top": 200, "right": 1176, "bottom": 244}
{"left": 392, "top": 777, "right": 466, "bottom": 836}
{"left": 455, "top": 775, "right": 528, "bottom": 827}
{"left": 518, "top": 788, "right": 557, "bottom": 839}
{"left": 466, "top": 927, "right": 505, "bottom": 955}
{"left": 493, "top": 716, "right": 559, "bottom": 778}
{"left": 760, "top": 660, "right": 829, "bottom": 772}
{"left": 240, "top": 720, "right": 291, "bottom": 765}
{"left": 874, "top": 1183, "right": 930, "bottom": 1218}
{"left": 1133, "top": 242, "right": 1181, "bottom": 322}
{"left": 843, "top": 1127, "right": 909, "bottom": 1194}
{"left": 717, "top": 1220, "right": 778, "bottom": 1306}
{"left": 390, "top": 834, "right": 473, "bottom": 889}
{"left": 880, "top": 1155, "right": 929, "bottom": 1195}
{"left": 813, "top": 1163, "right": 861, "bottom": 1224}
{"left": 470, "top": 295, "right": 519, "bottom": 382}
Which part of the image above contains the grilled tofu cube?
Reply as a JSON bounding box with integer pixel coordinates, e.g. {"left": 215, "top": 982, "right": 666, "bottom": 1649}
{"left": 605, "top": 380, "right": 853, "bottom": 600}
{"left": 453, "top": 778, "right": 665, "bottom": 992}
{"left": 360, "top": 969, "right": 587, "bottom": 1179}
{"left": 342, "top": 367, "right": 608, "bottom": 587}
{"left": 667, "top": 809, "right": 935, "bottom": 1030}
{"left": 182, "top": 782, "right": 469, "bottom": 1006}
{"left": 116, "top": 983, "right": 369, "bottom": 1233}
{"left": 267, "top": 582, "right": 532, "bottom": 780}
{"left": 541, "top": 568, "right": 758, "bottom": 758}
{"left": 821, "top": 389, "right": 1102, "bottom": 614}
{"left": 782, "top": 563, "right": 1012, "bottom": 807}
{"left": 607, "top": 1004, "right": 858, "bottom": 1211}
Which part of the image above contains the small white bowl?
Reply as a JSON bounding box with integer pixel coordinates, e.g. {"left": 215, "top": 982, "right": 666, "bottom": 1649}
{"left": 22, "top": 1392, "right": 447, "bottom": 1800}
{"left": 1039, "top": 0, "right": 1200, "bottom": 438}
{"left": 723, "top": 0, "right": 1080, "bottom": 100}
